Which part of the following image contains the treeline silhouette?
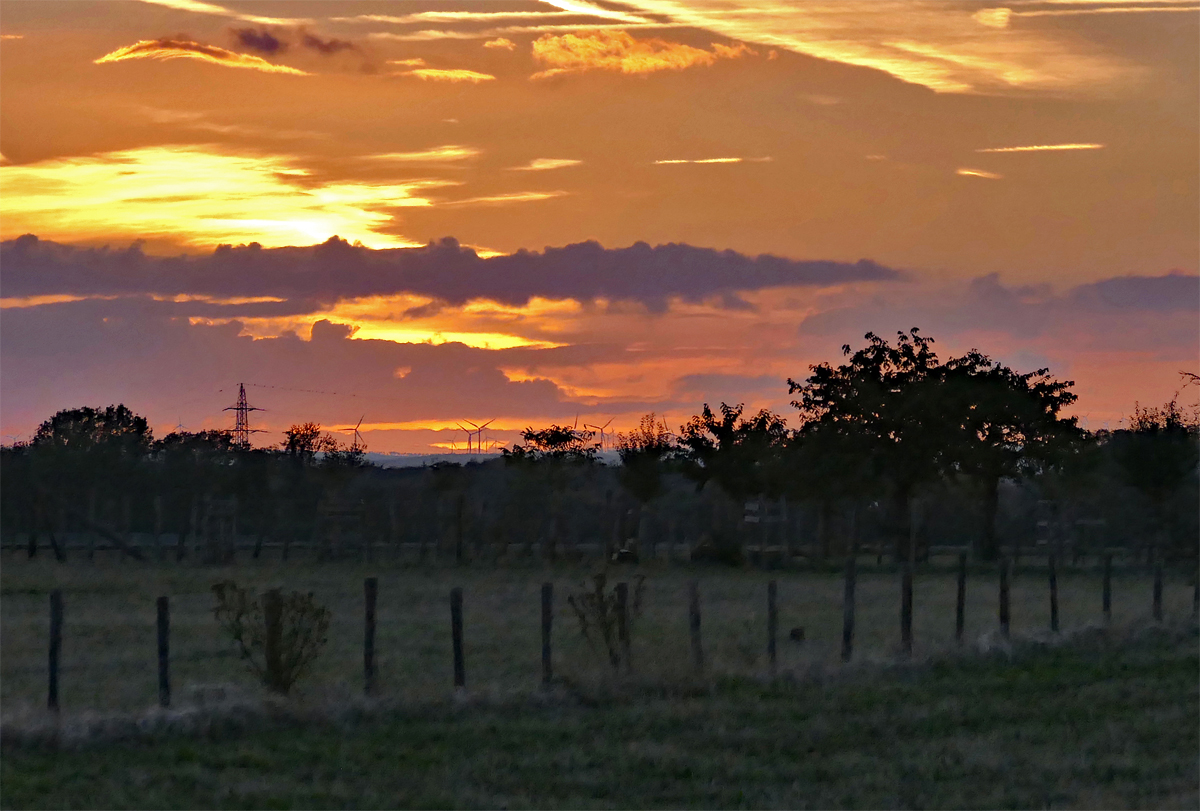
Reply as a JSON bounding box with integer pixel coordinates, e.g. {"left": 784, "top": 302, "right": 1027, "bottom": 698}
{"left": 3, "top": 331, "right": 1197, "bottom": 566}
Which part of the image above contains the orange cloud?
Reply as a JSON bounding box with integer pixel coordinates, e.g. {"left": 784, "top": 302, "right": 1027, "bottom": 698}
{"left": 484, "top": 37, "right": 517, "bottom": 50}
{"left": 508, "top": 158, "right": 582, "bottom": 171}
{"left": 976, "top": 143, "right": 1105, "bottom": 153}
{"left": 95, "top": 38, "right": 307, "bottom": 74}
{"left": 956, "top": 167, "right": 1003, "bottom": 179}
{"left": 530, "top": 30, "right": 751, "bottom": 78}
{"left": 401, "top": 68, "right": 496, "bottom": 82}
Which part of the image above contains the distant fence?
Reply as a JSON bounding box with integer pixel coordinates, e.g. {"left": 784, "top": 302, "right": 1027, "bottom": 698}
{"left": 29, "top": 563, "right": 1200, "bottom": 715}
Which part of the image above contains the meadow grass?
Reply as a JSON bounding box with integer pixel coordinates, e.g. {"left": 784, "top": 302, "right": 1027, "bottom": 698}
{"left": 1, "top": 624, "right": 1196, "bottom": 809}
{"left": 1, "top": 556, "right": 1194, "bottom": 715}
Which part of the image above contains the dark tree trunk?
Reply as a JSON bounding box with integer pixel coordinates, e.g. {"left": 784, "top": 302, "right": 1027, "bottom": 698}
{"left": 978, "top": 474, "right": 1002, "bottom": 562}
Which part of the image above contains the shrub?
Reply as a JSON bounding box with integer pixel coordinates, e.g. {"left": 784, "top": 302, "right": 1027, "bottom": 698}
{"left": 211, "top": 581, "right": 330, "bottom": 695}
{"left": 566, "top": 573, "right": 645, "bottom": 672}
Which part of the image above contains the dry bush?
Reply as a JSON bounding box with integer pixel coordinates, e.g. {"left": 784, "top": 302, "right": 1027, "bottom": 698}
{"left": 211, "top": 580, "right": 330, "bottom": 695}
{"left": 566, "top": 573, "right": 645, "bottom": 672}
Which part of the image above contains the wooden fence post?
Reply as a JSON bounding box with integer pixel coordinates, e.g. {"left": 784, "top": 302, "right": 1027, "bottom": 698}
{"left": 767, "top": 580, "right": 778, "bottom": 676}
{"left": 153, "top": 496, "right": 165, "bottom": 563}
{"left": 955, "top": 552, "right": 967, "bottom": 644}
{"left": 900, "top": 566, "right": 913, "bottom": 657}
{"left": 999, "top": 557, "right": 1011, "bottom": 639}
{"left": 1049, "top": 553, "right": 1059, "bottom": 633}
{"left": 87, "top": 490, "right": 98, "bottom": 562}
{"left": 450, "top": 587, "right": 465, "bottom": 689}
{"left": 1102, "top": 554, "right": 1112, "bottom": 624}
{"left": 157, "top": 596, "right": 170, "bottom": 708}
{"left": 615, "top": 582, "right": 631, "bottom": 674}
{"left": 1152, "top": 560, "right": 1163, "bottom": 623}
{"left": 48, "top": 590, "right": 62, "bottom": 712}
{"left": 364, "top": 578, "right": 377, "bottom": 694}
{"left": 263, "top": 589, "right": 283, "bottom": 693}
{"left": 688, "top": 580, "right": 703, "bottom": 672}
{"left": 541, "top": 582, "right": 553, "bottom": 687}
{"left": 841, "top": 555, "right": 856, "bottom": 663}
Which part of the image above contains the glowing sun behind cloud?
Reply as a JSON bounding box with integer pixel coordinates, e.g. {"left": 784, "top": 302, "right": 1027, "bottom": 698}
{"left": 0, "top": 146, "right": 447, "bottom": 249}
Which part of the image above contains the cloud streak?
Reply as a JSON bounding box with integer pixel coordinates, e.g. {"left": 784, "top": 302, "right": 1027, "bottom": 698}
{"left": 531, "top": 30, "right": 752, "bottom": 78}
{"left": 95, "top": 38, "right": 308, "bottom": 74}
{"left": 401, "top": 68, "right": 496, "bottom": 82}
{"left": 507, "top": 158, "right": 582, "bottom": 171}
{"left": 0, "top": 235, "right": 905, "bottom": 310}
{"left": 975, "top": 143, "right": 1105, "bottom": 152}
{"left": 956, "top": 167, "right": 1003, "bottom": 179}
{"left": 137, "top": 0, "right": 307, "bottom": 26}
{"left": 655, "top": 157, "right": 772, "bottom": 164}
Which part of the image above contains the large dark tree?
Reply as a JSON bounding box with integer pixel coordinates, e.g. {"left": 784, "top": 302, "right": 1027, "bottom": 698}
{"left": 789, "top": 330, "right": 946, "bottom": 559}
{"left": 938, "top": 350, "right": 1079, "bottom": 560}
{"left": 615, "top": 413, "right": 676, "bottom": 556}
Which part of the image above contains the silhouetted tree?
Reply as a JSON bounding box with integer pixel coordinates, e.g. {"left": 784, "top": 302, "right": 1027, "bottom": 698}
{"left": 789, "top": 330, "right": 945, "bottom": 560}
{"left": 616, "top": 413, "right": 676, "bottom": 555}
{"left": 938, "top": 350, "right": 1079, "bottom": 560}
{"left": 677, "top": 403, "right": 789, "bottom": 501}
{"left": 1109, "top": 392, "right": 1199, "bottom": 559}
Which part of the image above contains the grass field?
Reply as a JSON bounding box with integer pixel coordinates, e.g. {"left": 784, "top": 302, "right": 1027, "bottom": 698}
{"left": 2, "top": 624, "right": 1196, "bottom": 809}
{"left": 1, "top": 557, "right": 1195, "bottom": 715}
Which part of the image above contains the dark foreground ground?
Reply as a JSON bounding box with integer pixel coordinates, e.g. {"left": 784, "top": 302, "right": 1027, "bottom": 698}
{"left": 3, "top": 627, "right": 1197, "bottom": 810}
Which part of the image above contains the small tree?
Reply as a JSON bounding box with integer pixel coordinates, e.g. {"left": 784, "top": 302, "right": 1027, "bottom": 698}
{"left": 1110, "top": 390, "right": 1199, "bottom": 560}
{"left": 211, "top": 581, "right": 330, "bottom": 695}
{"left": 615, "top": 414, "right": 675, "bottom": 556}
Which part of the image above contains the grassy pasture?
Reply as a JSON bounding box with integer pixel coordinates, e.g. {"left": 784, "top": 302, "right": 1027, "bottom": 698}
{"left": 2, "top": 627, "right": 1196, "bottom": 809}
{"left": 0, "top": 557, "right": 1194, "bottom": 715}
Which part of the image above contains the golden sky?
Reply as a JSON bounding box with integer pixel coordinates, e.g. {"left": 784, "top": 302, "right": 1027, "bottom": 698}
{"left": 1, "top": 1, "right": 1197, "bottom": 452}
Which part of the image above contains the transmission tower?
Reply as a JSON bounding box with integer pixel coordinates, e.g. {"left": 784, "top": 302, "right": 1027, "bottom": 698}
{"left": 223, "top": 383, "right": 264, "bottom": 447}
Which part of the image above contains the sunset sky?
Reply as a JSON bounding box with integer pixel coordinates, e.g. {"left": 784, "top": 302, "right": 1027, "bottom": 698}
{"left": 1, "top": 0, "right": 1197, "bottom": 453}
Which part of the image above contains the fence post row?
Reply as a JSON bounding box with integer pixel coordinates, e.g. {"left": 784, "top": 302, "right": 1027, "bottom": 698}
{"left": 450, "top": 587, "right": 465, "bottom": 689}
{"left": 688, "top": 580, "right": 703, "bottom": 672}
{"left": 364, "top": 577, "right": 378, "bottom": 695}
{"left": 156, "top": 595, "right": 170, "bottom": 708}
{"left": 767, "top": 580, "right": 778, "bottom": 676}
{"left": 48, "top": 589, "right": 63, "bottom": 713}
{"left": 541, "top": 582, "right": 553, "bottom": 687}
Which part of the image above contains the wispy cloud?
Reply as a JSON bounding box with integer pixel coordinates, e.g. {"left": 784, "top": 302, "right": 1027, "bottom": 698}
{"left": 484, "top": 37, "right": 517, "bottom": 50}
{"left": 531, "top": 30, "right": 753, "bottom": 79}
{"left": 984, "top": 2, "right": 1200, "bottom": 25}
{"left": 508, "top": 158, "right": 582, "bottom": 171}
{"left": 617, "top": 0, "right": 1142, "bottom": 94}
{"left": 976, "top": 143, "right": 1105, "bottom": 152}
{"left": 366, "top": 145, "right": 480, "bottom": 162}
{"left": 387, "top": 57, "right": 426, "bottom": 67}
{"left": 443, "top": 191, "right": 569, "bottom": 205}
{"left": 137, "top": 0, "right": 307, "bottom": 26}
{"left": 956, "top": 167, "right": 1003, "bottom": 179}
{"left": 655, "top": 157, "right": 772, "bottom": 164}
{"left": 0, "top": 34, "right": 23, "bottom": 40}
{"left": 300, "top": 31, "right": 356, "bottom": 55}
{"left": 140, "top": 106, "right": 325, "bottom": 139}
{"left": 0, "top": 145, "right": 447, "bottom": 248}
{"left": 400, "top": 68, "right": 496, "bottom": 82}
{"left": 95, "top": 38, "right": 308, "bottom": 75}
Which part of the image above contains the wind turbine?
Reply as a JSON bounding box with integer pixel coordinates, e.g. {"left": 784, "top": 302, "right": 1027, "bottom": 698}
{"left": 349, "top": 416, "right": 365, "bottom": 452}
{"left": 455, "top": 423, "right": 473, "bottom": 454}
{"left": 584, "top": 418, "right": 614, "bottom": 451}
{"left": 464, "top": 419, "right": 495, "bottom": 454}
